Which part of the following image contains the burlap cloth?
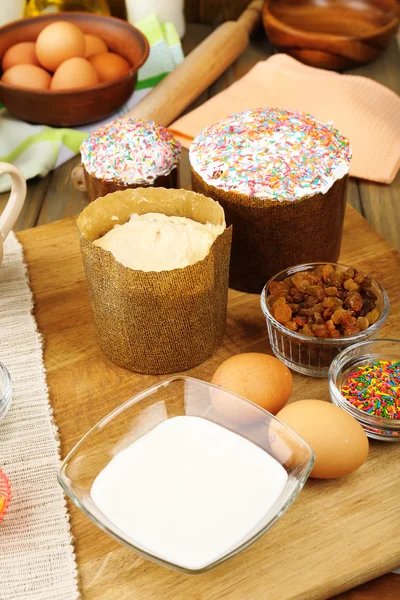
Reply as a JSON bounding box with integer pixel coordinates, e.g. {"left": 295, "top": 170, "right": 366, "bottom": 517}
{"left": 0, "top": 233, "right": 79, "bottom": 600}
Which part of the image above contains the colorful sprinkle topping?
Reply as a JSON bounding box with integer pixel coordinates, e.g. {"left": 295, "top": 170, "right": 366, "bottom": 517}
{"left": 0, "top": 468, "right": 11, "bottom": 523}
{"left": 190, "top": 108, "right": 351, "bottom": 201}
{"left": 341, "top": 360, "right": 400, "bottom": 419}
{"left": 80, "top": 118, "right": 181, "bottom": 184}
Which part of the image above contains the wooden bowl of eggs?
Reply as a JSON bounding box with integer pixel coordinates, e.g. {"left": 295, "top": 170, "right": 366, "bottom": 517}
{"left": 262, "top": 0, "right": 400, "bottom": 70}
{"left": 0, "top": 13, "right": 149, "bottom": 126}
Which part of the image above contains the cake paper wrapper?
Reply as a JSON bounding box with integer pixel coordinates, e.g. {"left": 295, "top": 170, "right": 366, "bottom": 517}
{"left": 82, "top": 165, "right": 179, "bottom": 203}
{"left": 192, "top": 169, "right": 348, "bottom": 294}
{"left": 77, "top": 187, "right": 232, "bottom": 374}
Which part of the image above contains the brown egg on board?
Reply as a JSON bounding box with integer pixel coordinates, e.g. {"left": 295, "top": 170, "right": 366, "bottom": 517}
{"left": 2, "top": 64, "right": 52, "bottom": 90}
{"left": 51, "top": 57, "right": 99, "bottom": 90}
{"left": 2, "top": 42, "right": 40, "bottom": 71}
{"left": 276, "top": 400, "right": 369, "bottom": 479}
{"left": 88, "top": 52, "right": 131, "bottom": 82}
{"left": 84, "top": 34, "right": 108, "bottom": 58}
{"left": 36, "top": 21, "right": 86, "bottom": 72}
{"left": 211, "top": 353, "right": 293, "bottom": 424}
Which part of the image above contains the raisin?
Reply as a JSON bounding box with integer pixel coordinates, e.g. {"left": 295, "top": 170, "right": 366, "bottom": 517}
{"left": 361, "top": 299, "right": 375, "bottom": 316}
{"left": 357, "top": 316, "right": 369, "bottom": 331}
{"left": 343, "top": 268, "right": 355, "bottom": 280}
{"left": 343, "top": 326, "right": 361, "bottom": 336}
{"left": 312, "top": 325, "right": 329, "bottom": 338}
{"left": 365, "top": 308, "right": 380, "bottom": 325}
{"left": 301, "top": 324, "right": 314, "bottom": 337}
{"left": 272, "top": 296, "right": 286, "bottom": 310}
{"left": 274, "top": 304, "right": 293, "bottom": 324}
{"left": 354, "top": 271, "right": 365, "bottom": 285}
{"left": 332, "top": 308, "right": 347, "bottom": 324}
{"left": 312, "top": 303, "right": 324, "bottom": 313}
{"left": 343, "top": 278, "right": 359, "bottom": 291}
{"left": 304, "top": 296, "right": 319, "bottom": 308}
{"left": 312, "top": 312, "right": 324, "bottom": 324}
{"left": 298, "top": 308, "right": 313, "bottom": 317}
{"left": 307, "top": 285, "right": 326, "bottom": 300}
{"left": 285, "top": 321, "right": 298, "bottom": 332}
{"left": 288, "top": 303, "right": 299, "bottom": 314}
{"left": 285, "top": 295, "right": 294, "bottom": 303}
{"left": 341, "top": 314, "right": 357, "bottom": 328}
{"left": 323, "top": 308, "right": 333, "bottom": 320}
{"left": 322, "top": 264, "right": 334, "bottom": 282}
{"left": 270, "top": 281, "right": 290, "bottom": 296}
{"left": 325, "top": 287, "right": 338, "bottom": 297}
{"left": 362, "top": 275, "right": 372, "bottom": 288}
{"left": 344, "top": 291, "right": 363, "bottom": 312}
{"left": 292, "top": 272, "right": 311, "bottom": 292}
{"left": 322, "top": 297, "right": 337, "bottom": 308}
{"left": 362, "top": 288, "right": 377, "bottom": 301}
{"left": 294, "top": 316, "right": 307, "bottom": 327}
{"left": 330, "top": 330, "right": 341, "bottom": 339}
{"left": 326, "top": 319, "right": 336, "bottom": 332}
{"left": 290, "top": 287, "right": 304, "bottom": 303}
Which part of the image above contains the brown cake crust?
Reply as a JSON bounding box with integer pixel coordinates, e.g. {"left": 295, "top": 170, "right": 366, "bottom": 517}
{"left": 83, "top": 166, "right": 179, "bottom": 203}
{"left": 192, "top": 168, "right": 348, "bottom": 294}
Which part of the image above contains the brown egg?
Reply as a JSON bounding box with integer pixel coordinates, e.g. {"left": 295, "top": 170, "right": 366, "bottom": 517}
{"left": 88, "top": 52, "right": 131, "bottom": 82}
{"left": 36, "top": 21, "right": 85, "bottom": 72}
{"left": 84, "top": 34, "right": 108, "bottom": 58}
{"left": 211, "top": 353, "right": 293, "bottom": 424}
{"left": 276, "top": 400, "right": 369, "bottom": 479}
{"left": 1, "top": 64, "right": 52, "bottom": 90}
{"left": 2, "top": 42, "right": 40, "bottom": 71}
{"left": 51, "top": 57, "right": 99, "bottom": 90}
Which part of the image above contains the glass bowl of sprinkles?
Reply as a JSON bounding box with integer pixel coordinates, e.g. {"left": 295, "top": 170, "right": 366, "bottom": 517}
{"left": 329, "top": 339, "right": 400, "bottom": 441}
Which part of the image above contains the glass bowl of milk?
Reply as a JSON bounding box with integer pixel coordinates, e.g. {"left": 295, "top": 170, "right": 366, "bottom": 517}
{"left": 58, "top": 377, "right": 314, "bottom": 573}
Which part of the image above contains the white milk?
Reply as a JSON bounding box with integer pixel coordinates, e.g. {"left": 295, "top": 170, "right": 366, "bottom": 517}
{"left": 91, "top": 416, "right": 288, "bottom": 570}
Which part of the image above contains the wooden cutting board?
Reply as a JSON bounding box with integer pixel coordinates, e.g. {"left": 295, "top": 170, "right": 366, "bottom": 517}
{"left": 17, "top": 204, "right": 400, "bottom": 600}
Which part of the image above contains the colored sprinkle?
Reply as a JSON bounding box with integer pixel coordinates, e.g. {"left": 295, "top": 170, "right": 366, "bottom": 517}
{"left": 341, "top": 360, "right": 400, "bottom": 420}
{"left": 190, "top": 108, "right": 352, "bottom": 201}
{"left": 80, "top": 118, "right": 181, "bottom": 184}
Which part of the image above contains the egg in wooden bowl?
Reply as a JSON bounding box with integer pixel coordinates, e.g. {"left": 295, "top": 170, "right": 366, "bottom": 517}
{"left": 0, "top": 13, "right": 149, "bottom": 126}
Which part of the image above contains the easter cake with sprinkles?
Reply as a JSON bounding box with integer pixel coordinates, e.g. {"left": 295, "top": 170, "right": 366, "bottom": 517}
{"left": 80, "top": 118, "right": 181, "bottom": 202}
{"left": 190, "top": 107, "right": 352, "bottom": 293}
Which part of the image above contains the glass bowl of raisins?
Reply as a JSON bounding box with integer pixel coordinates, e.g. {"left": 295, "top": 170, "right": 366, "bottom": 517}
{"left": 261, "top": 263, "right": 389, "bottom": 377}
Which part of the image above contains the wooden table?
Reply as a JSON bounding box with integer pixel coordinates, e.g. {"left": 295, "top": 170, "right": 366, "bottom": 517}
{"left": 3, "top": 22, "right": 400, "bottom": 600}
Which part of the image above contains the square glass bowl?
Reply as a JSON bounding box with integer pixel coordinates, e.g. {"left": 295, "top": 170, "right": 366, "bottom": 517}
{"left": 58, "top": 377, "right": 314, "bottom": 574}
{"left": 261, "top": 262, "right": 389, "bottom": 378}
{"left": 329, "top": 339, "right": 400, "bottom": 441}
{"left": 0, "top": 362, "right": 12, "bottom": 424}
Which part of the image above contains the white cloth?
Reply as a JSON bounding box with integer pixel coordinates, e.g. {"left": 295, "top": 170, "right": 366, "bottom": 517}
{"left": 0, "top": 233, "right": 79, "bottom": 600}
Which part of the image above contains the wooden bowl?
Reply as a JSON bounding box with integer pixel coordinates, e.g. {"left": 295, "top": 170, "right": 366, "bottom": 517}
{"left": 262, "top": 0, "right": 400, "bottom": 70}
{"left": 0, "top": 13, "right": 149, "bottom": 126}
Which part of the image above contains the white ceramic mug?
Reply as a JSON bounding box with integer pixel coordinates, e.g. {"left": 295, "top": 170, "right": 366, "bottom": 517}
{"left": 0, "top": 163, "right": 27, "bottom": 266}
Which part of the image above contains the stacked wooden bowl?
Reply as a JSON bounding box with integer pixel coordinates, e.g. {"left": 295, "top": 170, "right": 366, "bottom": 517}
{"left": 262, "top": 0, "right": 400, "bottom": 70}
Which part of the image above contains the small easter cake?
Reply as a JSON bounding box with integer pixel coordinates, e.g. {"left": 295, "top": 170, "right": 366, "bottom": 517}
{"left": 190, "top": 107, "right": 351, "bottom": 293}
{"left": 80, "top": 118, "right": 181, "bottom": 202}
{"left": 77, "top": 187, "right": 232, "bottom": 375}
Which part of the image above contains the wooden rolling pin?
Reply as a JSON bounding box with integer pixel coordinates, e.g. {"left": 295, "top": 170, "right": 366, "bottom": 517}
{"left": 127, "top": 0, "right": 263, "bottom": 125}
{"left": 71, "top": 0, "right": 263, "bottom": 191}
